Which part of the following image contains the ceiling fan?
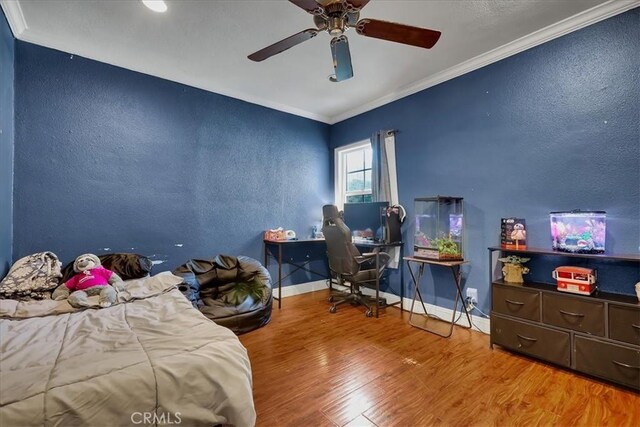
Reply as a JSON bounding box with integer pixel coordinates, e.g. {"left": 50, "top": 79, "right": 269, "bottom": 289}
{"left": 247, "top": 0, "right": 441, "bottom": 82}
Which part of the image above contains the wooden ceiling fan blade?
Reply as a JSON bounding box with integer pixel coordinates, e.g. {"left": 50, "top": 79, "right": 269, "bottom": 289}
{"left": 330, "top": 36, "right": 353, "bottom": 82}
{"left": 356, "top": 19, "right": 441, "bottom": 49}
{"left": 289, "top": 0, "right": 324, "bottom": 15}
{"left": 343, "top": 0, "right": 370, "bottom": 12}
{"left": 248, "top": 29, "right": 319, "bottom": 62}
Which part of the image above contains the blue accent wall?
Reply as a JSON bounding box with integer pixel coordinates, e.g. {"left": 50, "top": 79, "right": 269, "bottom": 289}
{"left": 8, "top": 8, "right": 639, "bottom": 303}
{"left": 330, "top": 9, "right": 640, "bottom": 312}
{"left": 13, "top": 41, "right": 332, "bottom": 276}
{"left": 0, "top": 9, "right": 14, "bottom": 278}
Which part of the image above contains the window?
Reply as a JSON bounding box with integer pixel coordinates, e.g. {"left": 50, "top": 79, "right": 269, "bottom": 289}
{"left": 335, "top": 141, "right": 373, "bottom": 209}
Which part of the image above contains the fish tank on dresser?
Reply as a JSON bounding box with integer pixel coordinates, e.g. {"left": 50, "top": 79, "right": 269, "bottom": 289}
{"left": 413, "top": 196, "right": 464, "bottom": 260}
{"left": 550, "top": 210, "right": 606, "bottom": 254}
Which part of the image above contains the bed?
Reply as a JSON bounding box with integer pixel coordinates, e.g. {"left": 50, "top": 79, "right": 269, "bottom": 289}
{"left": 0, "top": 272, "right": 256, "bottom": 427}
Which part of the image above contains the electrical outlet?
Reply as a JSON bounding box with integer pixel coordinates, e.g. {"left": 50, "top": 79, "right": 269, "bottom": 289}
{"left": 466, "top": 288, "right": 478, "bottom": 304}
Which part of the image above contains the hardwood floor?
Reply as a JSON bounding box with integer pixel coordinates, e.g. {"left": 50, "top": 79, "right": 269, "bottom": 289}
{"left": 239, "top": 290, "right": 639, "bottom": 427}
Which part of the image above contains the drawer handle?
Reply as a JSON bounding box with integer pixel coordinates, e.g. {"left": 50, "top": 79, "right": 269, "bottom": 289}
{"left": 516, "top": 334, "right": 538, "bottom": 343}
{"left": 612, "top": 360, "right": 640, "bottom": 370}
{"left": 632, "top": 324, "right": 640, "bottom": 330}
{"left": 559, "top": 309, "right": 585, "bottom": 318}
{"left": 505, "top": 299, "right": 525, "bottom": 306}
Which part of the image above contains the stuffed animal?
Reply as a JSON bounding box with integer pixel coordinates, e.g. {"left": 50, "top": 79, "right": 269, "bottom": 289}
{"left": 52, "top": 254, "right": 124, "bottom": 308}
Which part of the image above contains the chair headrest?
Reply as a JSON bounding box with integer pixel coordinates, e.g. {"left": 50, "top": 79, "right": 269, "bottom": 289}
{"left": 322, "top": 204, "right": 340, "bottom": 220}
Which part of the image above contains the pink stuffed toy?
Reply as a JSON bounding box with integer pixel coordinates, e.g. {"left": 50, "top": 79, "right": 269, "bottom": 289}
{"left": 52, "top": 254, "right": 124, "bottom": 308}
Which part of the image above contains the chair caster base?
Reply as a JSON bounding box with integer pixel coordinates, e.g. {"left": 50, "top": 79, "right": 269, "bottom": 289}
{"left": 328, "top": 296, "right": 334, "bottom": 303}
{"left": 329, "top": 305, "right": 337, "bottom": 313}
{"left": 365, "top": 310, "right": 373, "bottom": 317}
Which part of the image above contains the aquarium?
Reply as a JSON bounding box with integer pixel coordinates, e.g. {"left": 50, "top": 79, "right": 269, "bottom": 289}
{"left": 413, "top": 196, "right": 464, "bottom": 260}
{"left": 550, "top": 211, "right": 606, "bottom": 254}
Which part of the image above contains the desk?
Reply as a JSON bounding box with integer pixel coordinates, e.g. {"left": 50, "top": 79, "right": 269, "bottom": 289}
{"left": 404, "top": 256, "right": 472, "bottom": 337}
{"left": 263, "top": 239, "right": 328, "bottom": 309}
{"left": 264, "top": 239, "right": 403, "bottom": 311}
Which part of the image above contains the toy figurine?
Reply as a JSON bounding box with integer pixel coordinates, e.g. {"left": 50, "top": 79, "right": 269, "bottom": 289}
{"left": 498, "top": 255, "right": 530, "bottom": 283}
{"left": 510, "top": 223, "right": 526, "bottom": 249}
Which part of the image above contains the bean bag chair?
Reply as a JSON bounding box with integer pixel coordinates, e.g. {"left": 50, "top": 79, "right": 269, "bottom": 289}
{"left": 174, "top": 255, "right": 272, "bottom": 335}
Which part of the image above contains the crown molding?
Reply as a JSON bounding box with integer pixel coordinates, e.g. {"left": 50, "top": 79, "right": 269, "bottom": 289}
{"left": 203, "top": 89, "right": 332, "bottom": 124}
{"left": 3, "top": 0, "right": 636, "bottom": 125}
{"left": 328, "top": 0, "right": 640, "bottom": 124}
{"left": 1, "top": 0, "right": 28, "bottom": 37}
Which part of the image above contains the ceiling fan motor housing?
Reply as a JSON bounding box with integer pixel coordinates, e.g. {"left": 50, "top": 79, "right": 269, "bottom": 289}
{"left": 323, "top": 2, "right": 349, "bottom": 36}
{"left": 328, "top": 17, "right": 346, "bottom": 36}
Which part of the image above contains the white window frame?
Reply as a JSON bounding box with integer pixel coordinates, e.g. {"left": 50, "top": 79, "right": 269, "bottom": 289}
{"left": 334, "top": 140, "right": 372, "bottom": 210}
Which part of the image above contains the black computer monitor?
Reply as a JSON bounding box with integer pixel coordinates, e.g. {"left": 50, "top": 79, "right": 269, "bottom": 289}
{"left": 342, "top": 201, "right": 389, "bottom": 242}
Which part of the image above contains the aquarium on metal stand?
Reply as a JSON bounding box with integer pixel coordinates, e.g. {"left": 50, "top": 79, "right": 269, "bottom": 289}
{"left": 413, "top": 196, "right": 464, "bottom": 260}
{"left": 550, "top": 210, "right": 606, "bottom": 254}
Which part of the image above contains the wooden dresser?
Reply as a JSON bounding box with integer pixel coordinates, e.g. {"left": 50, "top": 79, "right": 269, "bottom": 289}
{"left": 488, "top": 247, "right": 640, "bottom": 390}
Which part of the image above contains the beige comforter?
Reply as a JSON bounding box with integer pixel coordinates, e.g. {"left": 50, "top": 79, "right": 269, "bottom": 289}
{"left": 0, "top": 272, "right": 256, "bottom": 427}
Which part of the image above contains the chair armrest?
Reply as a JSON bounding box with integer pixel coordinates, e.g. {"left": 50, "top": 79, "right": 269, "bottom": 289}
{"left": 355, "top": 254, "right": 375, "bottom": 264}
{"left": 355, "top": 252, "right": 391, "bottom": 267}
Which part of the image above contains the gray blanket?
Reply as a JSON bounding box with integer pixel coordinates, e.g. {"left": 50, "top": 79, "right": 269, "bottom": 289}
{"left": 0, "top": 273, "right": 256, "bottom": 426}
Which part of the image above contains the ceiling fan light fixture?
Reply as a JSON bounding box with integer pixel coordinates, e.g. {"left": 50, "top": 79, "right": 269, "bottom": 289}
{"left": 142, "top": 0, "right": 168, "bottom": 13}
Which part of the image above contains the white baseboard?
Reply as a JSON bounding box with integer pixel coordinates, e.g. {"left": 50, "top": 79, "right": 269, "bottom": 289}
{"left": 272, "top": 280, "right": 330, "bottom": 299}
{"left": 275, "top": 280, "right": 490, "bottom": 335}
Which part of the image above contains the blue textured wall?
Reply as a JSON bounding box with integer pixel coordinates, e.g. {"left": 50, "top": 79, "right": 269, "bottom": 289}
{"left": 330, "top": 9, "right": 640, "bottom": 312}
{"left": 0, "top": 9, "right": 14, "bottom": 278}
{"left": 13, "top": 41, "right": 332, "bottom": 277}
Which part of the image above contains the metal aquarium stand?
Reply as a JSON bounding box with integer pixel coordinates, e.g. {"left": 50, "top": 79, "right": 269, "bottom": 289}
{"left": 405, "top": 256, "right": 472, "bottom": 338}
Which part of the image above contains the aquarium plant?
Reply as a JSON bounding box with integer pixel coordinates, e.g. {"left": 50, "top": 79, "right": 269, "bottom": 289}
{"left": 431, "top": 235, "right": 461, "bottom": 259}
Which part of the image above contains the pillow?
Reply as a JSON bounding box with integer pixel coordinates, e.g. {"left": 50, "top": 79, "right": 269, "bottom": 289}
{"left": 0, "top": 252, "right": 62, "bottom": 300}
{"left": 61, "top": 253, "right": 153, "bottom": 282}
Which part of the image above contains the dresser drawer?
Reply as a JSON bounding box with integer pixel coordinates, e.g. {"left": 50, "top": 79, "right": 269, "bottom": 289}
{"left": 492, "top": 285, "right": 540, "bottom": 321}
{"left": 574, "top": 335, "right": 640, "bottom": 390}
{"left": 609, "top": 304, "right": 640, "bottom": 346}
{"left": 491, "top": 314, "right": 570, "bottom": 367}
{"left": 542, "top": 293, "right": 605, "bottom": 336}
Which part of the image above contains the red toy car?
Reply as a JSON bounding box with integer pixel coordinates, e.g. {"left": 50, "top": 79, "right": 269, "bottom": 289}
{"left": 552, "top": 266, "right": 597, "bottom": 295}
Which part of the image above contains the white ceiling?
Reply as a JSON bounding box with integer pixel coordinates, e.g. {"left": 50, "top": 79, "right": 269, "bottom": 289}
{"left": 2, "top": 0, "right": 637, "bottom": 124}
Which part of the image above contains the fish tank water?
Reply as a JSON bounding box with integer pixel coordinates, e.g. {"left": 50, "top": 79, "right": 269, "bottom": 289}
{"left": 413, "top": 196, "right": 464, "bottom": 260}
{"left": 550, "top": 211, "right": 606, "bottom": 254}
